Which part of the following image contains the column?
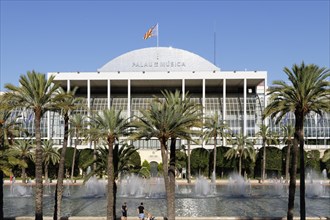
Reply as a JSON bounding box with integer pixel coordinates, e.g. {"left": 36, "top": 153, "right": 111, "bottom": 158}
{"left": 87, "top": 80, "right": 91, "bottom": 113}
{"left": 243, "top": 78, "right": 247, "bottom": 136}
{"left": 222, "top": 79, "right": 226, "bottom": 121}
{"left": 128, "top": 79, "right": 131, "bottom": 119}
{"left": 67, "top": 80, "right": 71, "bottom": 146}
{"left": 222, "top": 78, "right": 227, "bottom": 146}
{"left": 182, "top": 79, "right": 185, "bottom": 99}
{"left": 264, "top": 78, "right": 268, "bottom": 126}
{"left": 87, "top": 79, "right": 91, "bottom": 149}
{"left": 107, "top": 79, "right": 111, "bottom": 109}
{"left": 202, "top": 79, "right": 205, "bottom": 148}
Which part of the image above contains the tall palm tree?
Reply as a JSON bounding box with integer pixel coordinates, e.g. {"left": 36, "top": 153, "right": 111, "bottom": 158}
{"left": 225, "top": 133, "right": 256, "bottom": 176}
{"left": 131, "top": 90, "right": 202, "bottom": 220}
{"left": 84, "top": 121, "right": 103, "bottom": 171}
{"left": 264, "top": 62, "right": 330, "bottom": 220}
{"left": 69, "top": 113, "right": 86, "bottom": 182}
{"left": 89, "top": 108, "right": 130, "bottom": 220}
{"left": 4, "top": 71, "right": 60, "bottom": 220}
{"left": 164, "top": 90, "right": 202, "bottom": 220}
{"left": 322, "top": 150, "right": 330, "bottom": 163}
{"left": 187, "top": 140, "right": 191, "bottom": 183}
{"left": 41, "top": 140, "right": 60, "bottom": 183}
{"left": 85, "top": 143, "right": 137, "bottom": 180}
{"left": 256, "top": 124, "right": 278, "bottom": 181}
{"left": 52, "top": 87, "right": 81, "bottom": 220}
{"left": 11, "top": 139, "right": 33, "bottom": 183}
{"left": 281, "top": 124, "right": 295, "bottom": 183}
{"left": 203, "top": 112, "right": 230, "bottom": 181}
{"left": 0, "top": 96, "right": 22, "bottom": 219}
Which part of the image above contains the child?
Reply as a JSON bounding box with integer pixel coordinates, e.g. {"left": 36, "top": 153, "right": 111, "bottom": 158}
{"left": 146, "top": 211, "right": 155, "bottom": 220}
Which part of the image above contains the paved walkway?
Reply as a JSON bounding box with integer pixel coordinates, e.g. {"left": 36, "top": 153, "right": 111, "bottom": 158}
{"left": 4, "top": 217, "right": 329, "bottom": 220}
{"left": 4, "top": 178, "right": 330, "bottom": 186}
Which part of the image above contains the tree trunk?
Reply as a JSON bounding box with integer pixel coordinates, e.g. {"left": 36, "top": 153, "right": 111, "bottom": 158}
{"left": 212, "top": 136, "right": 217, "bottom": 182}
{"left": 262, "top": 139, "right": 266, "bottom": 182}
{"left": 160, "top": 138, "right": 170, "bottom": 219}
{"left": 238, "top": 155, "right": 242, "bottom": 176}
{"left": 22, "top": 166, "right": 27, "bottom": 184}
{"left": 187, "top": 140, "right": 191, "bottom": 184}
{"left": 45, "top": 164, "right": 49, "bottom": 183}
{"left": 0, "top": 170, "right": 3, "bottom": 220}
{"left": 297, "top": 115, "right": 306, "bottom": 220}
{"left": 34, "top": 109, "right": 43, "bottom": 220}
{"left": 53, "top": 185, "right": 58, "bottom": 220}
{"left": 285, "top": 140, "right": 291, "bottom": 183}
{"left": 93, "top": 141, "right": 97, "bottom": 171}
{"left": 55, "top": 113, "right": 69, "bottom": 220}
{"left": 287, "top": 118, "right": 299, "bottom": 220}
{"left": 167, "top": 138, "right": 176, "bottom": 220}
{"left": 107, "top": 138, "right": 115, "bottom": 220}
{"left": 0, "top": 130, "right": 4, "bottom": 220}
{"left": 71, "top": 129, "right": 78, "bottom": 183}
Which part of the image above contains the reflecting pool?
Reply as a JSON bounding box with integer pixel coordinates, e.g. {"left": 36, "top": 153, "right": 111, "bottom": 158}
{"left": 3, "top": 182, "right": 330, "bottom": 218}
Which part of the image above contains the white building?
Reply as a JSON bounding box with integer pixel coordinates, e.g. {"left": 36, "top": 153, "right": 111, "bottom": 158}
{"left": 48, "top": 47, "right": 268, "bottom": 162}
{"left": 10, "top": 47, "right": 328, "bottom": 163}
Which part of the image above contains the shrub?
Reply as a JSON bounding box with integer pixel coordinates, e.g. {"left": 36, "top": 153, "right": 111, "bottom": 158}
{"left": 191, "top": 148, "right": 209, "bottom": 176}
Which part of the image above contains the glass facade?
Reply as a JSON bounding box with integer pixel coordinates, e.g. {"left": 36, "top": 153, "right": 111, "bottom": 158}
{"left": 10, "top": 95, "right": 329, "bottom": 149}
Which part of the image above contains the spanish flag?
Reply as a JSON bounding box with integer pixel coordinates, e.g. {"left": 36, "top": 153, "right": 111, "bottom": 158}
{"left": 144, "top": 23, "right": 158, "bottom": 40}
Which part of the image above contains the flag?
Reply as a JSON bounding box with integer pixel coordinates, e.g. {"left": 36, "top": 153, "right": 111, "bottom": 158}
{"left": 144, "top": 23, "right": 158, "bottom": 40}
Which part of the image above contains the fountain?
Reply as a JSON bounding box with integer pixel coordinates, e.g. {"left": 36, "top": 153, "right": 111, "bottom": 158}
{"left": 10, "top": 182, "right": 32, "bottom": 197}
{"left": 227, "top": 173, "right": 251, "bottom": 197}
{"left": 118, "top": 174, "right": 165, "bottom": 198}
{"left": 3, "top": 174, "right": 330, "bottom": 218}
{"left": 194, "top": 176, "right": 216, "bottom": 197}
{"left": 306, "top": 169, "right": 327, "bottom": 198}
{"left": 84, "top": 176, "right": 106, "bottom": 197}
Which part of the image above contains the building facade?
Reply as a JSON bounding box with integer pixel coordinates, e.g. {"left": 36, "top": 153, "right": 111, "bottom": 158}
{"left": 9, "top": 47, "right": 329, "bottom": 163}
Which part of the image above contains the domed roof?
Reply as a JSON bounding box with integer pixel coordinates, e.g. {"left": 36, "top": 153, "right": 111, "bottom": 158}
{"left": 98, "top": 47, "right": 219, "bottom": 72}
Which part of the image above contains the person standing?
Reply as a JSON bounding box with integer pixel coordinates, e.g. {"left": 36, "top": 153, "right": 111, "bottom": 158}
{"left": 137, "top": 202, "right": 145, "bottom": 220}
{"left": 121, "top": 202, "right": 128, "bottom": 220}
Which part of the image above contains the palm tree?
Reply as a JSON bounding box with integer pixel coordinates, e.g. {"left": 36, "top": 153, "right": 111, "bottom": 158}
{"left": 264, "top": 62, "right": 330, "bottom": 220}
{"left": 131, "top": 90, "right": 202, "bottom": 220}
{"left": 69, "top": 113, "right": 86, "bottom": 182}
{"left": 84, "top": 121, "right": 103, "bottom": 171}
{"left": 187, "top": 140, "right": 191, "bottom": 183}
{"left": 203, "top": 112, "right": 230, "bottom": 181}
{"left": 282, "top": 124, "right": 295, "bottom": 183}
{"left": 89, "top": 108, "right": 130, "bottom": 220}
{"left": 11, "top": 139, "right": 33, "bottom": 183}
{"left": 164, "top": 90, "right": 202, "bottom": 220}
{"left": 53, "top": 87, "right": 81, "bottom": 220}
{"left": 322, "top": 150, "right": 330, "bottom": 163}
{"left": 42, "top": 140, "right": 60, "bottom": 183}
{"left": 225, "top": 133, "right": 256, "bottom": 176}
{"left": 85, "top": 143, "right": 137, "bottom": 180}
{"left": 4, "top": 71, "right": 60, "bottom": 220}
{"left": 256, "top": 124, "right": 278, "bottom": 181}
{"left": 0, "top": 96, "right": 22, "bottom": 219}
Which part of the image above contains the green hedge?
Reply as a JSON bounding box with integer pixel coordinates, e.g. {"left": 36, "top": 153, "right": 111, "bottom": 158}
{"left": 129, "top": 151, "right": 141, "bottom": 172}
{"left": 190, "top": 148, "right": 209, "bottom": 176}
{"left": 175, "top": 150, "right": 187, "bottom": 173}
{"left": 281, "top": 146, "right": 307, "bottom": 175}
{"left": 255, "top": 147, "right": 282, "bottom": 178}
{"left": 306, "top": 150, "right": 321, "bottom": 171}
{"left": 78, "top": 148, "right": 94, "bottom": 173}
{"left": 321, "top": 149, "right": 330, "bottom": 178}
{"left": 209, "top": 146, "right": 235, "bottom": 177}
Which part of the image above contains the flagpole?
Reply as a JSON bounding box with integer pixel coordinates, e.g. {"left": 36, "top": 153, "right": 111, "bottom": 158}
{"left": 157, "top": 23, "right": 159, "bottom": 47}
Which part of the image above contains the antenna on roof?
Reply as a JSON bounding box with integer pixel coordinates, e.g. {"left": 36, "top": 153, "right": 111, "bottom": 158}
{"left": 213, "top": 21, "right": 216, "bottom": 65}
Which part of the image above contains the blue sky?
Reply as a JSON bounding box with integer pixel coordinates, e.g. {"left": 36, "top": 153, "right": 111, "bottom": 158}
{"left": 1, "top": 0, "right": 329, "bottom": 90}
